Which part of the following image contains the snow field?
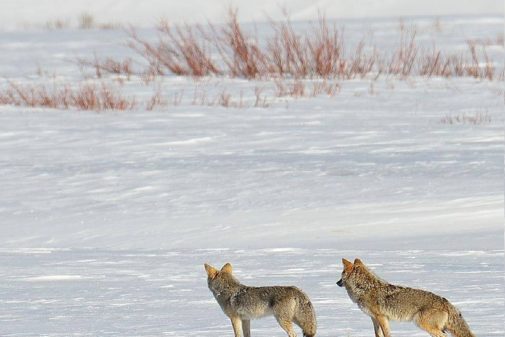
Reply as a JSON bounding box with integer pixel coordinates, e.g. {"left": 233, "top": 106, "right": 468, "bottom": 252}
{"left": 0, "top": 249, "right": 502, "bottom": 336}
{"left": 0, "top": 10, "right": 503, "bottom": 337}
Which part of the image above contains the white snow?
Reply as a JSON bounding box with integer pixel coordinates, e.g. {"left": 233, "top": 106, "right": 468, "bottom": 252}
{"left": 0, "top": 3, "right": 503, "bottom": 336}
{"left": 22, "top": 275, "right": 84, "bottom": 281}
{"left": 1, "top": 75, "right": 502, "bottom": 250}
{"left": 0, "top": 249, "right": 502, "bottom": 336}
{"left": 0, "top": 0, "right": 503, "bottom": 30}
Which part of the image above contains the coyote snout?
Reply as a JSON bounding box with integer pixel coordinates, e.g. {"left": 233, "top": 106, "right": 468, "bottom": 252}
{"left": 205, "top": 263, "right": 317, "bottom": 337}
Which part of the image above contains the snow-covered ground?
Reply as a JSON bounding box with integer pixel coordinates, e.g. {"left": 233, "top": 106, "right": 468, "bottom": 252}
{"left": 0, "top": 6, "right": 503, "bottom": 337}
{"left": 0, "top": 248, "right": 503, "bottom": 336}
{"left": 0, "top": 0, "right": 502, "bottom": 30}
{"left": 0, "top": 15, "right": 503, "bottom": 250}
{"left": 1, "top": 76, "right": 503, "bottom": 250}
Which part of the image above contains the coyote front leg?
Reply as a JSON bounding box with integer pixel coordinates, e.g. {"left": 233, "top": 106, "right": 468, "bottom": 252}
{"left": 231, "top": 316, "right": 243, "bottom": 337}
{"left": 242, "top": 319, "right": 251, "bottom": 337}
{"left": 375, "top": 315, "right": 391, "bottom": 337}
{"left": 371, "top": 317, "right": 384, "bottom": 337}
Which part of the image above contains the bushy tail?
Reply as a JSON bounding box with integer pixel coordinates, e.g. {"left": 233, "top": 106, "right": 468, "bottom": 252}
{"left": 295, "top": 295, "right": 317, "bottom": 337}
{"left": 446, "top": 306, "right": 475, "bottom": 337}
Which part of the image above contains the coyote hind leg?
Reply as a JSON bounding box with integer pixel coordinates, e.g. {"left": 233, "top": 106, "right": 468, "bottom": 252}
{"left": 414, "top": 309, "right": 448, "bottom": 337}
{"left": 276, "top": 318, "right": 297, "bottom": 337}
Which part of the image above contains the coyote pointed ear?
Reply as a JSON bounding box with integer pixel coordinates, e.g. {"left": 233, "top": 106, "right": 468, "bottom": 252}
{"left": 354, "top": 258, "right": 364, "bottom": 266}
{"left": 342, "top": 258, "right": 353, "bottom": 271}
{"left": 204, "top": 263, "right": 218, "bottom": 279}
{"left": 221, "top": 263, "right": 233, "bottom": 274}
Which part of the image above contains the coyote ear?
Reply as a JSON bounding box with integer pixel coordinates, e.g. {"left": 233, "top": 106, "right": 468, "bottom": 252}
{"left": 221, "top": 263, "right": 233, "bottom": 274}
{"left": 354, "top": 258, "right": 364, "bottom": 266}
{"left": 342, "top": 258, "right": 353, "bottom": 271}
{"left": 204, "top": 263, "right": 218, "bottom": 279}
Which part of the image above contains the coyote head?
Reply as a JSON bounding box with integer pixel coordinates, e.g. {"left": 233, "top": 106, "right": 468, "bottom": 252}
{"left": 204, "top": 262, "right": 237, "bottom": 297}
{"left": 336, "top": 258, "right": 356, "bottom": 287}
{"left": 336, "top": 258, "right": 372, "bottom": 287}
{"left": 337, "top": 258, "right": 380, "bottom": 300}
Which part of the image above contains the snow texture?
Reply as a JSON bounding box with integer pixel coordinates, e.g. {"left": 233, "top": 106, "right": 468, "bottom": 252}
{"left": 0, "top": 249, "right": 503, "bottom": 336}
{"left": 0, "top": 16, "right": 503, "bottom": 251}
{"left": 0, "top": 0, "right": 503, "bottom": 30}
{"left": 0, "top": 4, "right": 503, "bottom": 337}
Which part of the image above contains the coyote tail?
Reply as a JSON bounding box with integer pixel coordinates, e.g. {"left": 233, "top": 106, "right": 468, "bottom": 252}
{"left": 446, "top": 307, "right": 475, "bottom": 337}
{"left": 296, "top": 296, "right": 317, "bottom": 337}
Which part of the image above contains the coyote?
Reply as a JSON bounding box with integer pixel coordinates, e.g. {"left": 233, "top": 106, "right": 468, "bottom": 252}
{"left": 336, "top": 258, "right": 476, "bottom": 337}
{"left": 204, "top": 263, "right": 317, "bottom": 337}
